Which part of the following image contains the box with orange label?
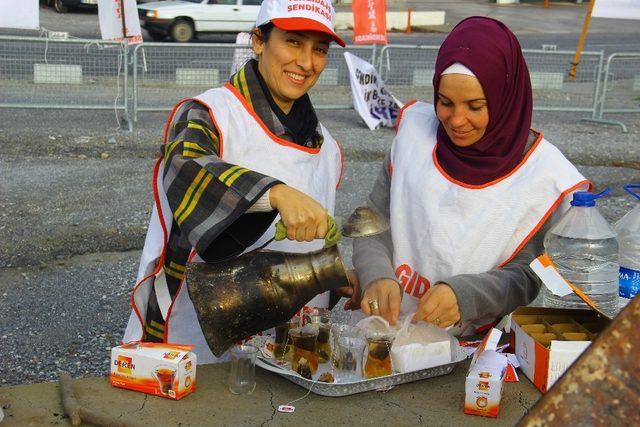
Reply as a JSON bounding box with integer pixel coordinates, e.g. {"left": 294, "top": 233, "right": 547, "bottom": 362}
{"left": 464, "top": 329, "right": 507, "bottom": 418}
{"left": 511, "top": 306, "right": 609, "bottom": 393}
{"left": 109, "top": 342, "right": 197, "bottom": 400}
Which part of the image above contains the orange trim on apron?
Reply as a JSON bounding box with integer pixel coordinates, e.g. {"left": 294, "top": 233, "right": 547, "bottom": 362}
{"left": 432, "top": 131, "right": 544, "bottom": 190}
{"left": 224, "top": 83, "right": 322, "bottom": 154}
{"left": 128, "top": 157, "right": 170, "bottom": 342}
{"left": 498, "top": 179, "right": 592, "bottom": 267}
{"left": 395, "top": 99, "right": 418, "bottom": 133}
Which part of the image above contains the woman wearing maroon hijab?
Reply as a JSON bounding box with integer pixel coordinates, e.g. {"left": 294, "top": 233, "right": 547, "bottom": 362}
{"left": 352, "top": 17, "right": 589, "bottom": 333}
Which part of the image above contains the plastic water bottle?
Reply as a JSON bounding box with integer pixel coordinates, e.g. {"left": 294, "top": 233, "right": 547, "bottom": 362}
{"left": 615, "top": 184, "right": 640, "bottom": 299}
{"left": 542, "top": 189, "right": 619, "bottom": 317}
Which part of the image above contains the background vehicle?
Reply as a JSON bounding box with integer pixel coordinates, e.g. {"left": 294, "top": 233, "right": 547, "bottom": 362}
{"left": 137, "top": 0, "right": 262, "bottom": 43}
{"left": 42, "top": 0, "right": 98, "bottom": 14}
{"left": 42, "top": 0, "right": 151, "bottom": 14}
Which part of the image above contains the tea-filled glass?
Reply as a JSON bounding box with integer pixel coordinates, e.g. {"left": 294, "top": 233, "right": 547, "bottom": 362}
{"left": 273, "top": 316, "right": 299, "bottom": 360}
{"left": 363, "top": 332, "right": 394, "bottom": 379}
{"left": 289, "top": 325, "right": 319, "bottom": 379}
{"left": 303, "top": 308, "right": 331, "bottom": 363}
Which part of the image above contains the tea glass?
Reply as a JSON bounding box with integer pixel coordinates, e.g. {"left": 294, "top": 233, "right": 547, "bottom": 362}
{"left": 228, "top": 344, "right": 259, "bottom": 395}
{"left": 273, "top": 316, "right": 299, "bottom": 360}
{"left": 337, "top": 335, "right": 366, "bottom": 376}
{"left": 289, "top": 325, "right": 319, "bottom": 378}
{"left": 330, "top": 324, "right": 363, "bottom": 368}
{"left": 303, "top": 308, "right": 331, "bottom": 363}
{"left": 363, "top": 331, "right": 395, "bottom": 379}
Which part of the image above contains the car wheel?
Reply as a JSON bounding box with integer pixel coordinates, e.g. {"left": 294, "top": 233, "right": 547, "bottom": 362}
{"left": 147, "top": 31, "right": 166, "bottom": 41}
{"left": 54, "top": 0, "right": 68, "bottom": 13}
{"left": 170, "top": 19, "right": 194, "bottom": 43}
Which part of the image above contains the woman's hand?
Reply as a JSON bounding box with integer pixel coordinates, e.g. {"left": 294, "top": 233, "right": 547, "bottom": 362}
{"left": 413, "top": 284, "right": 460, "bottom": 328}
{"left": 269, "top": 184, "right": 329, "bottom": 242}
{"left": 341, "top": 270, "right": 361, "bottom": 310}
{"left": 361, "top": 278, "right": 402, "bottom": 325}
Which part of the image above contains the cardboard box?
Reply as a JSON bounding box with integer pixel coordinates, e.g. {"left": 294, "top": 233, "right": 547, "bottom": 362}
{"left": 511, "top": 307, "right": 609, "bottom": 393}
{"left": 464, "top": 329, "right": 507, "bottom": 418}
{"left": 109, "top": 342, "right": 197, "bottom": 400}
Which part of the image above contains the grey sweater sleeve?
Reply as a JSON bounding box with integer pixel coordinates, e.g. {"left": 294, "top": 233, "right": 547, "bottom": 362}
{"left": 352, "top": 149, "right": 397, "bottom": 289}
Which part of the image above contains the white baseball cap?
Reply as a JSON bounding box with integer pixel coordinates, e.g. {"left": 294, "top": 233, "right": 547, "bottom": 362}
{"left": 255, "top": 0, "right": 346, "bottom": 47}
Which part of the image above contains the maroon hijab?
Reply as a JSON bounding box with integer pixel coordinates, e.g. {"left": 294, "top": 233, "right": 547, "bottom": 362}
{"left": 433, "top": 17, "right": 533, "bottom": 185}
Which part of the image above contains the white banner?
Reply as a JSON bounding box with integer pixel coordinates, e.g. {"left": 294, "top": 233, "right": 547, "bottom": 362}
{"left": 344, "top": 52, "right": 403, "bottom": 130}
{"left": 592, "top": 0, "right": 640, "bottom": 20}
{"left": 98, "top": 0, "right": 143, "bottom": 44}
{"left": 0, "top": 0, "right": 38, "bottom": 30}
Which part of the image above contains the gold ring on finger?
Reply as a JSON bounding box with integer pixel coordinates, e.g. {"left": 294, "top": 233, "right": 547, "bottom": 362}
{"left": 368, "top": 299, "right": 380, "bottom": 312}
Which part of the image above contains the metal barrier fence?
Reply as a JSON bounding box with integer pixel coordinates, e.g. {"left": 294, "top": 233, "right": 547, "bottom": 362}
{"left": 378, "top": 45, "right": 605, "bottom": 114}
{"left": 0, "top": 35, "right": 638, "bottom": 132}
{"left": 0, "top": 35, "right": 129, "bottom": 125}
{"left": 132, "top": 42, "right": 375, "bottom": 120}
{"left": 585, "top": 53, "right": 640, "bottom": 132}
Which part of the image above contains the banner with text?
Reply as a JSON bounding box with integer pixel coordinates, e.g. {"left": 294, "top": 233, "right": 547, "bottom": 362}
{"left": 344, "top": 52, "right": 402, "bottom": 130}
{"left": 0, "top": 0, "right": 38, "bottom": 30}
{"left": 352, "top": 0, "right": 387, "bottom": 45}
{"left": 593, "top": 0, "right": 640, "bottom": 20}
{"left": 98, "top": 0, "right": 143, "bottom": 44}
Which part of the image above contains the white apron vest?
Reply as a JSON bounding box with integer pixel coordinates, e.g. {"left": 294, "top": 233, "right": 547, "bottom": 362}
{"left": 390, "top": 102, "right": 589, "bottom": 334}
{"left": 124, "top": 84, "right": 342, "bottom": 363}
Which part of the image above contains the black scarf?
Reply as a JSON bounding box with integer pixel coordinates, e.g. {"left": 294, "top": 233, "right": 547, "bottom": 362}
{"left": 251, "top": 60, "right": 319, "bottom": 147}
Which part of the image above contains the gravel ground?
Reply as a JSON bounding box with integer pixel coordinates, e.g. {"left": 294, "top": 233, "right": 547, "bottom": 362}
{"left": 0, "top": 104, "right": 638, "bottom": 387}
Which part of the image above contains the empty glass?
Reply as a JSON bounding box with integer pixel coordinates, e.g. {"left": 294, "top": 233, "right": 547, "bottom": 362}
{"left": 330, "top": 324, "right": 364, "bottom": 369}
{"left": 228, "top": 344, "right": 259, "bottom": 395}
{"left": 337, "top": 335, "right": 366, "bottom": 376}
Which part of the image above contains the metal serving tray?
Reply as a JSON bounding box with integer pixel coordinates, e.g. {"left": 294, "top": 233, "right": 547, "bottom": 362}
{"left": 255, "top": 345, "right": 468, "bottom": 397}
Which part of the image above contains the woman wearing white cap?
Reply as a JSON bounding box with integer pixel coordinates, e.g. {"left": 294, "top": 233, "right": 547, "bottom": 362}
{"left": 123, "top": 0, "right": 350, "bottom": 363}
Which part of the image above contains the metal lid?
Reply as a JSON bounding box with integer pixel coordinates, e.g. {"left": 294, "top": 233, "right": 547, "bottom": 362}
{"left": 341, "top": 207, "right": 390, "bottom": 238}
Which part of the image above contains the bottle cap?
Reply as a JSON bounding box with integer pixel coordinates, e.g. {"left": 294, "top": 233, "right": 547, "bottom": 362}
{"left": 570, "top": 188, "right": 611, "bottom": 207}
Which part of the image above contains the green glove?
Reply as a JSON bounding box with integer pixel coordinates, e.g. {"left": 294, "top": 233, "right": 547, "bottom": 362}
{"left": 324, "top": 216, "right": 341, "bottom": 247}
{"left": 274, "top": 216, "right": 341, "bottom": 247}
